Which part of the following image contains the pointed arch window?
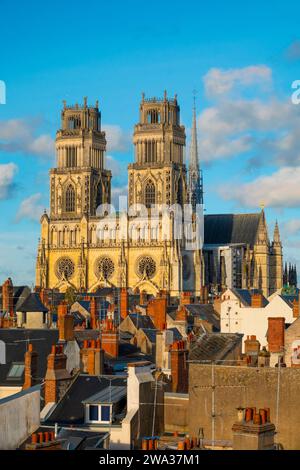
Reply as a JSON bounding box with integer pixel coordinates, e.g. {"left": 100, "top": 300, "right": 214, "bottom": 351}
{"left": 65, "top": 185, "right": 75, "bottom": 212}
{"left": 145, "top": 180, "right": 155, "bottom": 208}
{"left": 177, "top": 177, "right": 183, "bottom": 206}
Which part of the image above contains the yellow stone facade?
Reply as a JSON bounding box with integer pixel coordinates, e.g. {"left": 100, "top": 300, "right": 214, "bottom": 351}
{"left": 36, "top": 95, "right": 204, "bottom": 295}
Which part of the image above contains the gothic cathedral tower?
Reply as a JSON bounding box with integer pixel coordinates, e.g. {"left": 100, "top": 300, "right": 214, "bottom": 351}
{"left": 36, "top": 95, "right": 204, "bottom": 296}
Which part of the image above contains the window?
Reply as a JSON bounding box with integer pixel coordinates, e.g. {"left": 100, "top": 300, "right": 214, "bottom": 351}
{"left": 89, "top": 405, "right": 99, "bottom": 421}
{"left": 88, "top": 404, "right": 111, "bottom": 423}
{"left": 65, "top": 185, "right": 75, "bottom": 212}
{"left": 101, "top": 405, "right": 111, "bottom": 422}
{"left": 7, "top": 363, "right": 25, "bottom": 378}
{"left": 145, "top": 181, "right": 155, "bottom": 208}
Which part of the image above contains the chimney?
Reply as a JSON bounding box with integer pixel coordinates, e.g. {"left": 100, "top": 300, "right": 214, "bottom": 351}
{"left": 101, "top": 319, "right": 119, "bottom": 358}
{"left": 139, "top": 290, "right": 147, "bottom": 306}
{"left": 170, "top": 340, "right": 188, "bottom": 393}
{"left": 2, "top": 277, "right": 14, "bottom": 317}
{"left": 258, "top": 346, "right": 270, "bottom": 367}
{"left": 268, "top": 317, "right": 285, "bottom": 353}
{"left": 23, "top": 343, "right": 38, "bottom": 390}
{"left": 57, "top": 302, "right": 74, "bottom": 342}
{"left": 176, "top": 305, "right": 188, "bottom": 322}
{"left": 251, "top": 293, "right": 264, "bottom": 308}
{"left": 44, "top": 344, "right": 72, "bottom": 404}
{"left": 244, "top": 335, "right": 260, "bottom": 356}
{"left": 180, "top": 291, "right": 193, "bottom": 305}
{"left": 80, "top": 339, "right": 104, "bottom": 375}
{"left": 39, "top": 289, "right": 49, "bottom": 309}
{"left": 26, "top": 431, "right": 61, "bottom": 450}
{"left": 147, "top": 292, "right": 167, "bottom": 331}
{"left": 90, "top": 297, "right": 98, "bottom": 329}
{"left": 232, "top": 406, "right": 275, "bottom": 450}
{"left": 120, "top": 288, "right": 129, "bottom": 319}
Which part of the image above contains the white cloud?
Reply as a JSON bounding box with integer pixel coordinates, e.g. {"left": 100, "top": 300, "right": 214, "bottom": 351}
{"left": 103, "top": 124, "right": 130, "bottom": 152}
{"left": 203, "top": 65, "right": 272, "bottom": 98}
{"left": 282, "top": 219, "right": 300, "bottom": 237}
{"left": 0, "top": 163, "right": 18, "bottom": 199}
{"left": 219, "top": 166, "right": 300, "bottom": 208}
{"left": 0, "top": 118, "right": 54, "bottom": 157}
{"left": 198, "top": 97, "right": 300, "bottom": 165}
{"left": 15, "top": 193, "right": 44, "bottom": 222}
{"left": 111, "top": 185, "right": 128, "bottom": 209}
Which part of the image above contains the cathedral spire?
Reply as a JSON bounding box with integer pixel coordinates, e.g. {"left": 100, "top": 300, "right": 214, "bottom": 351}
{"left": 188, "top": 96, "right": 203, "bottom": 211}
{"left": 273, "top": 220, "right": 281, "bottom": 244}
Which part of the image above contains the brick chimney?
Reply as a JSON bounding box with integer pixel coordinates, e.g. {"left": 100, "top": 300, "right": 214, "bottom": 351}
{"left": 23, "top": 343, "right": 38, "bottom": 390}
{"left": 180, "top": 291, "right": 193, "bottom": 305}
{"left": 232, "top": 406, "right": 275, "bottom": 450}
{"left": 57, "top": 302, "right": 74, "bottom": 342}
{"left": 139, "top": 290, "right": 147, "bottom": 306}
{"left": 26, "top": 431, "right": 61, "bottom": 450}
{"left": 101, "top": 319, "right": 119, "bottom": 358}
{"left": 251, "top": 293, "right": 264, "bottom": 308}
{"left": 44, "top": 344, "right": 72, "bottom": 404}
{"left": 80, "top": 339, "right": 104, "bottom": 375}
{"left": 39, "top": 289, "right": 49, "bottom": 309}
{"left": 2, "top": 277, "right": 14, "bottom": 317}
{"left": 120, "top": 288, "right": 129, "bottom": 319}
{"left": 268, "top": 317, "right": 285, "bottom": 353}
{"left": 170, "top": 340, "right": 188, "bottom": 393}
{"left": 147, "top": 292, "right": 168, "bottom": 331}
{"left": 244, "top": 335, "right": 260, "bottom": 355}
{"left": 90, "top": 297, "right": 98, "bottom": 329}
{"left": 176, "top": 305, "right": 188, "bottom": 322}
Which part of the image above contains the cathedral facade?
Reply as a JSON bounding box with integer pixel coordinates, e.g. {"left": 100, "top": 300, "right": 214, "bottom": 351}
{"left": 36, "top": 94, "right": 204, "bottom": 296}
{"left": 36, "top": 94, "right": 283, "bottom": 298}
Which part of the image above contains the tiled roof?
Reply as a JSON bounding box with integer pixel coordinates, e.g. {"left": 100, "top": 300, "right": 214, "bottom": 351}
{"left": 128, "top": 314, "right": 156, "bottom": 330}
{"left": 204, "top": 213, "right": 261, "bottom": 246}
{"left": 17, "top": 293, "right": 48, "bottom": 312}
{"left": 0, "top": 328, "right": 59, "bottom": 386}
{"left": 45, "top": 375, "right": 127, "bottom": 425}
{"left": 189, "top": 332, "right": 243, "bottom": 362}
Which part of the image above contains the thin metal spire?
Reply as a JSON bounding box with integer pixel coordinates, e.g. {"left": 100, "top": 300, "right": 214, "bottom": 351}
{"left": 188, "top": 92, "right": 203, "bottom": 210}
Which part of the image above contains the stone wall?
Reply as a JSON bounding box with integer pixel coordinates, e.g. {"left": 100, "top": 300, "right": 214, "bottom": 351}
{"left": 0, "top": 386, "right": 40, "bottom": 449}
{"left": 189, "top": 364, "right": 300, "bottom": 450}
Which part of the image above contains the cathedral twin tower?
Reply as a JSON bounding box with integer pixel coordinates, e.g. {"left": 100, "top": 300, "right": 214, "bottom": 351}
{"left": 36, "top": 93, "right": 204, "bottom": 295}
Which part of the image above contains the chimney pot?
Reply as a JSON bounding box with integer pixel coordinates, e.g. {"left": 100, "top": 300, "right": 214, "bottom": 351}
{"left": 31, "top": 433, "right": 38, "bottom": 444}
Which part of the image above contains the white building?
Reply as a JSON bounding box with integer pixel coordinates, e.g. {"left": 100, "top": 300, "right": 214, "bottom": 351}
{"left": 220, "top": 288, "right": 296, "bottom": 351}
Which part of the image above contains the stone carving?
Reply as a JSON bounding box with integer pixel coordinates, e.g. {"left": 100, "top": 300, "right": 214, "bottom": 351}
{"left": 56, "top": 257, "right": 75, "bottom": 280}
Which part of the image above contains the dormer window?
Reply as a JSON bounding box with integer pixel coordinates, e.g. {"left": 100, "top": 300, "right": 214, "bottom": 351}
{"left": 88, "top": 404, "right": 111, "bottom": 424}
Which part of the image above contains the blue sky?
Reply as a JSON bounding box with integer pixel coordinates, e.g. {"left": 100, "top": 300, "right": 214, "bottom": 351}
{"left": 1, "top": 0, "right": 300, "bottom": 285}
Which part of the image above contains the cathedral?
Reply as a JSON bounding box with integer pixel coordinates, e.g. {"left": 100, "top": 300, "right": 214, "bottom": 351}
{"left": 36, "top": 94, "right": 203, "bottom": 296}
{"left": 36, "top": 94, "right": 283, "bottom": 298}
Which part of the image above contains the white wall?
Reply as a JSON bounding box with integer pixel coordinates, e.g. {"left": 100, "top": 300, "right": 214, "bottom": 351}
{"left": 221, "top": 291, "right": 295, "bottom": 351}
{"left": 0, "top": 386, "right": 40, "bottom": 449}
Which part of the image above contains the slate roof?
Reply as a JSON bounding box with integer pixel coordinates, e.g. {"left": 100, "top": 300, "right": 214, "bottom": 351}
{"left": 204, "top": 213, "right": 261, "bottom": 246}
{"left": 167, "top": 327, "right": 183, "bottom": 341}
{"left": 0, "top": 285, "right": 31, "bottom": 311}
{"left": 19, "top": 425, "right": 108, "bottom": 450}
{"left": 17, "top": 293, "right": 48, "bottom": 313}
{"left": 140, "top": 328, "right": 158, "bottom": 343}
{"left": 127, "top": 314, "right": 156, "bottom": 330}
{"left": 45, "top": 375, "right": 127, "bottom": 425}
{"left": 82, "top": 385, "right": 126, "bottom": 404}
{"left": 189, "top": 332, "right": 243, "bottom": 363}
{"left": 0, "top": 329, "right": 59, "bottom": 386}
{"left": 184, "top": 304, "right": 220, "bottom": 331}
{"left": 231, "top": 288, "right": 269, "bottom": 307}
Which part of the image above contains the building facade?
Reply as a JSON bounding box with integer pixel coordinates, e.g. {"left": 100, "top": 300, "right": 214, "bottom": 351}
{"left": 203, "top": 211, "right": 283, "bottom": 297}
{"left": 36, "top": 95, "right": 204, "bottom": 296}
